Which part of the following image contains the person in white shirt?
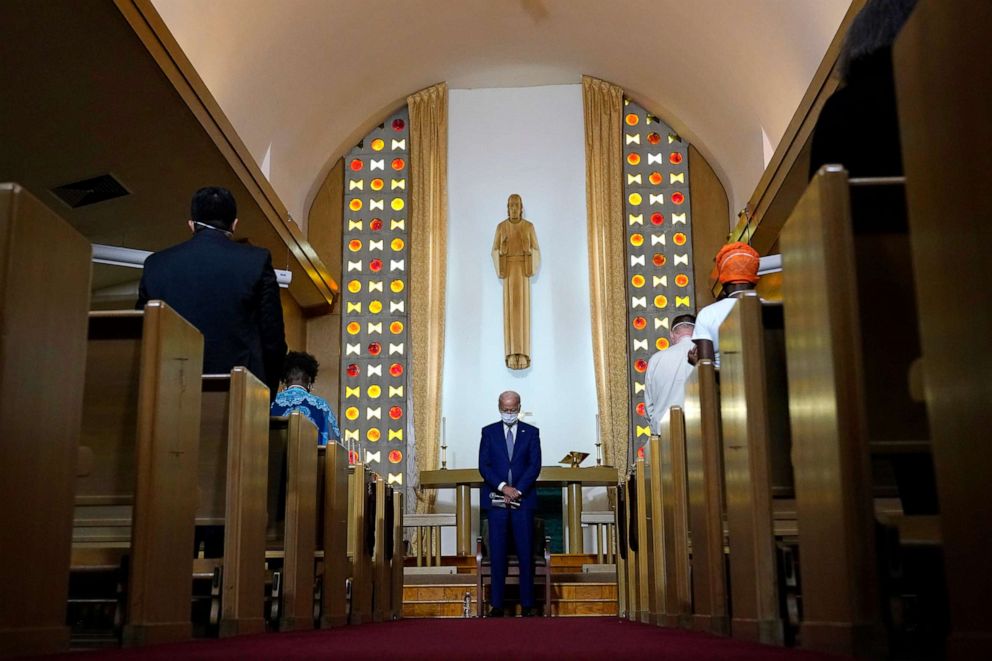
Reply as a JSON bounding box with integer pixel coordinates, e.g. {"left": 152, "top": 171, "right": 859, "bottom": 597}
{"left": 644, "top": 314, "right": 696, "bottom": 434}
{"left": 691, "top": 242, "right": 761, "bottom": 368}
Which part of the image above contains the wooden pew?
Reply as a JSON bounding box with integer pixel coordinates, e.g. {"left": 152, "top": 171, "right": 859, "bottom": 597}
{"left": 0, "top": 184, "right": 91, "bottom": 657}
{"left": 780, "top": 166, "right": 939, "bottom": 656}
{"left": 390, "top": 490, "right": 405, "bottom": 621}
{"left": 624, "top": 469, "right": 640, "bottom": 622}
{"left": 196, "top": 368, "right": 270, "bottom": 637}
{"left": 348, "top": 463, "right": 376, "bottom": 625}
{"left": 372, "top": 481, "right": 391, "bottom": 622}
{"left": 633, "top": 457, "right": 653, "bottom": 624}
{"left": 318, "top": 442, "right": 350, "bottom": 628}
{"left": 615, "top": 477, "right": 629, "bottom": 619}
{"left": 718, "top": 294, "right": 789, "bottom": 645}
{"left": 658, "top": 408, "right": 692, "bottom": 627}
{"left": 266, "top": 413, "right": 319, "bottom": 631}
{"left": 682, "top": 360, "right": 729, "bottom": 635}
{"left": 894, "top": 3, "right": 992, "bottom": 658}
{"left": 643, "top": 436, "right": 667, "bottom": 626}
{"left": 73, "top": 303, "right": 203, "bottom": 646}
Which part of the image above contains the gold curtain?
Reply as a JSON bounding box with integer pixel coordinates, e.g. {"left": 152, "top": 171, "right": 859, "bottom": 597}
{"left": 582, "top": 76, "right": 631, "bottom": 476}
{"left": 408, "top": 82, "right": 448, "bottom": 513}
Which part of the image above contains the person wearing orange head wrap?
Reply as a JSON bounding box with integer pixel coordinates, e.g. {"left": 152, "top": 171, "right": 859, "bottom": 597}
{"left": 689, "top": 242, "right": 761, "bottom": 367}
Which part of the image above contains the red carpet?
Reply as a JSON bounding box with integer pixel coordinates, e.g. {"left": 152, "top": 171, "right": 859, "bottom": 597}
{"left": 52, "top": 618, "right": 847, "bottom": 660}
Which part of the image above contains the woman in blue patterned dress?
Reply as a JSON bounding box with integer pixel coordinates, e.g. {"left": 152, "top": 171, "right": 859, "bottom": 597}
{"left": 270, "top": 351, "right": 340, "bottom": 446}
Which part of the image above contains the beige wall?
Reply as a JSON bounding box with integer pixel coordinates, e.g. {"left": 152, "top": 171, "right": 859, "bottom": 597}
{"left": 280, "top": 288, "right": 306, "bottom": 352}
{"left": 305, "top": 156, "right": 345, "bottom": 412}
{"left": 688, "top": 145, "right": 730, "bottom": 309}
{"left": 153, "top": 0, "right": 852, "bottom": 224}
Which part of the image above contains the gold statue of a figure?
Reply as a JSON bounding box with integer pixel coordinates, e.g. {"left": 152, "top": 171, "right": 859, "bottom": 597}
{"left": 492, "top": 194, "right": 541, "bottom": 370}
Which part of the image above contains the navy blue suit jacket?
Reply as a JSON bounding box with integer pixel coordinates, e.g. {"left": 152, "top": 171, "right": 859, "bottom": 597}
{"left": 479, "top": 421, "right": 542, "bottom": 510}
{"left": 136, "top": 230, "right": 287, "bottom": 395}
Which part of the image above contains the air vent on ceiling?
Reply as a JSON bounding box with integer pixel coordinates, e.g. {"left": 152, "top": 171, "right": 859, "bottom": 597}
{"left": 51, "top": 174, "right": 129, "bottom": 208}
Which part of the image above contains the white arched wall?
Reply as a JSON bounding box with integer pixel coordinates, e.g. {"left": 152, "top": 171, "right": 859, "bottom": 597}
{"left": 153, "top": 0, "right": 853, "bottom": 229}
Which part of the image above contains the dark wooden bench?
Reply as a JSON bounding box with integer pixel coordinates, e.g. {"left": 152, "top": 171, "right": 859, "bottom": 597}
{"left": 682, "top": 359, "right": 728, "bottom": 635}
{"left": 265, "top": 413, "right": 318, "bottom": 632}
{"left": 195, "top": 368, "right": 270, "bottom": 637}
{"left": 894, "top": 2, "right": 991, "bottom": 655}
{"left": 316, "top": 442, "right": 350, "bottom": 628}
{"left": 0, "top": 183, "right": 91, "bottom": 657}
{"left": 718, "top": 294, "right": 792, "bottom": 645}
{"left": 73, "top": 303, "right": 203, "bottom": 646}
{"left": 780, "top": 166, "right": 938, "bottom": 656}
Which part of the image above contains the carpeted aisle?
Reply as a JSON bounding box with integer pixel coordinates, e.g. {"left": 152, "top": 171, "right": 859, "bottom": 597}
{"left": 53, "top": 618, "right": 847, "bottom": 660}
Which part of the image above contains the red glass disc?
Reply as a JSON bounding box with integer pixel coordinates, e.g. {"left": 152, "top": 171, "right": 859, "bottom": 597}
{"left": 669, "top": 152, "right": 683, "bottom": 165}
{"left": 389, "top": 406, "right": 402, "bottom": 420}
{"left": 634, "top": 358, "right": 648, "bottom": 373}
{"left": 349, "top": 158, "right": 363, "bottom": 171}
{"left": 346, "top": 363, "right": 359, "bottom": 378}
{"left": 650, "top": 212, "right": 664, "bottom": 225}
{"left": 392, "top": 118, "right": 405, "bottom": 131}
{"left": 389, "top": 363, "right": 403, "bottom": 377}
{"left": 368, "top": 342, "right": 381, "bottom": 356}
{"left": 370, "top": 258, "right": 383, "bottom": 272}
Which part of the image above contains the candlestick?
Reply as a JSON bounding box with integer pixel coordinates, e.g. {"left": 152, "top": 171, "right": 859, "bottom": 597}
{"left": 441, "top": 416, "right": 448, "bottom": 470}
{"left": 595, "top": 413, "right": 602, "bottom": 466}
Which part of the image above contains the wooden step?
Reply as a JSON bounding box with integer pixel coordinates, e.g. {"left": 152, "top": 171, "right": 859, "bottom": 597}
{"left": 404, "top": 585, "right": 477, "bottom": 601}
{"left": 551, "top": 582, "right": 616, "bottom": 600}
{"left": 402, "top": 575, "right": 618, "bottom": 618}
{"left": 551, "top": 600, "right": 618, "bottom": 616}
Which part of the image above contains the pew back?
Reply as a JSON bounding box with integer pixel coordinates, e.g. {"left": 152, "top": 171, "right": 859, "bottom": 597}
{"left": 0, "top": 184, "right": 91, "bottom": 656}
{"left": 320, "top": 442, "right": 350, "bottom": 628}
{"left": 78, "top": 303, "right": 204, "bottom": 646}
{"left": 780, "top": 167, "right": 881, "bottom": 656}
{"left": 682, "top": 359, "right": 728, "bottom": 635}
{"left": 197, "top": 368, "right": 270, "bottom": 637}
{"left": 718, "top": 294, "right": 785, "bottom": 644}
{"left": 349, "top": 464, "right": 375, "bottom": 624}
{"left": 269, "top": 413, "right": 318, "bottom": 631}
{"left": 894, "top": 2, "right": 992, "bottom": 654}
{"left": 660, "top": 407, "right": 691, "bottom": 626}
{"left": 644, "top": 434, "right": 667, "bottom": 626}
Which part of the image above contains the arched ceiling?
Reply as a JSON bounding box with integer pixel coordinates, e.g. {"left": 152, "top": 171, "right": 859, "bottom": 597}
{"left": 153, "top": 0, "right": 851, "bottom": 228}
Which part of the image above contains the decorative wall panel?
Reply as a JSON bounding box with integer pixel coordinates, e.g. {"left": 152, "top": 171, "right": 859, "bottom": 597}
{"left": 621, "top": 98, "right": 695, "bottom": 459}
{"left": 339, "top": 107, "right": 410, "bottom": 486}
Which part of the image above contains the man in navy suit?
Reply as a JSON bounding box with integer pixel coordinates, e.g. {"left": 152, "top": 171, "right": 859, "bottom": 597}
{"left": 479, "top": 390, "right": 542, "bottom": 617}
{"left": 137, "top": 187, "right": 287, "bottom": 397}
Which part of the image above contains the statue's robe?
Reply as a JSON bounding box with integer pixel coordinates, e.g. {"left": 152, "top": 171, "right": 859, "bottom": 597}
{"left": 492, "top": 218, "right": 541, "bottom": 370}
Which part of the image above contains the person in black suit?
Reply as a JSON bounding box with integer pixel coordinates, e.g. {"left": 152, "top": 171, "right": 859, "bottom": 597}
{"left": 137, "top": 186, "right": 287, "bottom": 397}
{"left": 479, "top": 390, "right": 542, "bottom": 617}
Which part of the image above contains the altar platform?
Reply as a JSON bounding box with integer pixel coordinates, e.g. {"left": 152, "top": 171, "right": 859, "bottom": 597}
{"left": 401, "top": 554, "right": 618, "bottom": 618}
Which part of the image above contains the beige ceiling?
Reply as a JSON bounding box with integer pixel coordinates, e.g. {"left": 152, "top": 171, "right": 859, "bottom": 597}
{"left": 153, "top": 0, "right": 851, "bottom": 228}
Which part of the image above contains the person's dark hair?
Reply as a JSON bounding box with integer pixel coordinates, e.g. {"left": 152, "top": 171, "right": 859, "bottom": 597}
{"left": 672, "top": 314, "right": 696, "bottom": 328}
{"left": 282, "top": 351, "right": 319, "bottom": 385}
{"left": 839, "top": 0, "right": 918, "bottom": 78}
{"left": 190, "top": 186, "right": 237, "bottom": 230}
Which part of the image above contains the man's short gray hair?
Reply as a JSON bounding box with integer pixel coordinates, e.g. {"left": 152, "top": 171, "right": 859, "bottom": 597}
{"left": 498, "top": 390, "right": 521, "bottom": 406}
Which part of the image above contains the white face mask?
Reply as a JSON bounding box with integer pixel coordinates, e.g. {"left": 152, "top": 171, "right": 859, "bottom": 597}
{"left": 501, "top": 411, "right": 519, "bottom": 426}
